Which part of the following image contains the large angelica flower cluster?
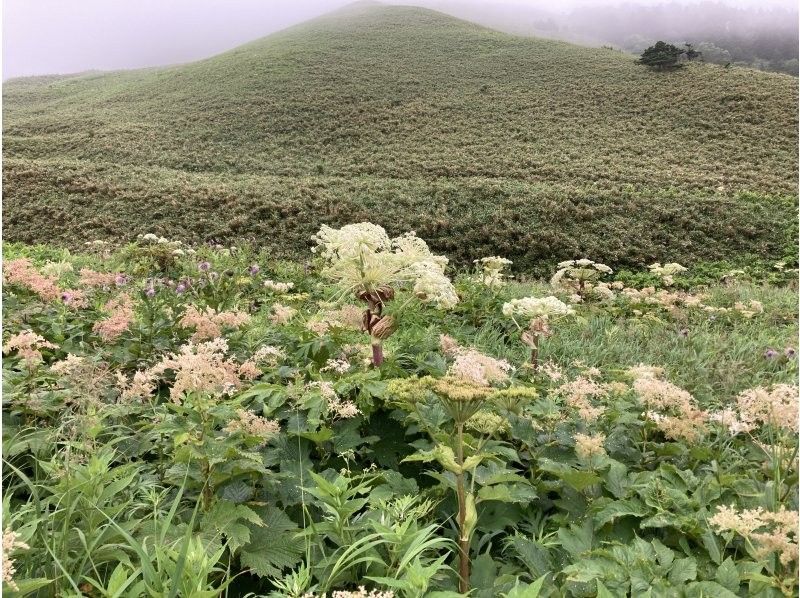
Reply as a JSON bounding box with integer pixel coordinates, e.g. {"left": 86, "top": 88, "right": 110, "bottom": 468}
{"left": 312, "top": 223, "right": 458, "bottom": 309}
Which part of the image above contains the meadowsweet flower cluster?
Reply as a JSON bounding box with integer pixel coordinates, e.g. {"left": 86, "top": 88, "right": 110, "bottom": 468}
{"left": 321, "top": 356, "right": 352, "bottom": 375}
{"left": 150, "top": 339, "right": 242, "bottom": 403}
{"left": 540, "top": 360, "right": 564, "bottom": 381}
{"left": 710, "top": 505, "right": 798, "bottom": 566}
{"left": 2, "top": 527, "right": 29, "bottom": 591}
{"left": 307, "top": 381, "right": 360, "bottom": 419}
{"left": 448, "top": 347, "right": 514, "bottom": 387}
{"left": 224, "top": 409, "right": 280, "bottom": 446}
{"left": 732, "top": 300, "right": 764, "bottom": 318}
{"left": 78, "top": 268, "right": 120, "bottom": 289}
{"left": 574, "top": 432, "right": 607, "bottom": 460}
{"left": 270, "top": 303, "right": 298, "bottom": 325}
{"left": 3, "top": 258, "right": 62, "bottom": 302}
{"left": 116, "top": 370, "right": 157, "bottom": 403}
{"left": 474, "top": 256, "right": 513, "bottom": 288}
{"left": 632, "top": 372, "right": 707, "bottom": 441}
{"left": 736, "top": 384, "right": 798, "bottom": 433}
{"left": 3, "top": 330, "right": 57, "bottom": 367}
{"left": 179, "top": 305, "right": 250, "bottom": 341}
{"left": 50, "top": 353, "right": 115, "bottom": 406}
{"left": 553, "top": 376, "right": 607, "bottom": 421}
{"left": 707, "top": 384, "right": 798, "bottom": 436}
{"left": 93, "top": 294, "right": 135, "bottom": 342}
{"left": 306, "top": 304, "right": 365, "bottom": 336}
{"left": 237, "top": 346, "right": 284, "bottom": 381}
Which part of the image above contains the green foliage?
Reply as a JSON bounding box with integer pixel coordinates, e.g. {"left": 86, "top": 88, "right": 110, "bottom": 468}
{"left": 3, "top": 238, "right": 798, "bottom": 596}
{"left": 637, "top": 41, "right": 687, "bottom": 70}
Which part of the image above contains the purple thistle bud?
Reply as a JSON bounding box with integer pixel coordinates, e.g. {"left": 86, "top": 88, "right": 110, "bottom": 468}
{"left": 198, "top": 261, "right": 211, "bottom": 272}
{"left": 145, "top": 287, "right": 156, "bottom": 298}
{"left": 176, "top": 283, "right": 187, "bottom": 294}
{"left": 61, "top": 292, "right": 73, "bottom": 304}
{"left": 764, "top": 348, "right": 778, "bottom": 359}
{"left": 248, "top": 264, "right": 260, "bottom": 276}
{"left": 115, "top": 274, "right": 127, "bottom": 287}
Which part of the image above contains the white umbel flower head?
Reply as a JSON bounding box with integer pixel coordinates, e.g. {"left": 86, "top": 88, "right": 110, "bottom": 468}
{"left": 648, "top": 262, "right": 688, "bottom": 277}
{"left": 474, "top": 256, "right": 513, "bottom": 288}
{"left": 312, "top": 223, "right": 391, "bottom": 261}
{"left": 312, "top": 223, "right": 458, "bottom": 309}
{"left": 550, "top": 258, "right": 614, "bottom": 286}
{"left": 502, "top": 296, "right": 574, "bottom": 320}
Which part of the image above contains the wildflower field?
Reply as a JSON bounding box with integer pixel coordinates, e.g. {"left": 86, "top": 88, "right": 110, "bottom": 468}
{"left": 2, "top": 223, "right": 798, "bottom": 597}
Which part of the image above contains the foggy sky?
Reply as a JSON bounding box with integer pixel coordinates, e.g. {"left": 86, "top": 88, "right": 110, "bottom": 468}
{"left": 3, "top": 0, "right": 796, "bottom": 80}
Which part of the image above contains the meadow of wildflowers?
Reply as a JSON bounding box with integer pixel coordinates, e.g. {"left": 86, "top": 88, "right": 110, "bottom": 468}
{"left": 2, "top": 224, "right": 797, "bottom": 597}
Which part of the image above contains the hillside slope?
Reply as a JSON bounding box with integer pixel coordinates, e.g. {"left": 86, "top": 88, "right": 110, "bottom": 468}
{"left": 3, "top": 2, "right": 797, "bottom": 271}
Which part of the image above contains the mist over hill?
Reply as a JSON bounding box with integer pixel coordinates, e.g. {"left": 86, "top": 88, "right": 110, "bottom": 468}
{"left": 407, "top": 0, "right": 799, "bottom": 75}
{"left": 3, "top": 2, "right": 797, "bottom": 273}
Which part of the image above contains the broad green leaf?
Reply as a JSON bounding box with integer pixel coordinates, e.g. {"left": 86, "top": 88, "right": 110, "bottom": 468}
{"left": 240, "top": 505, "right": 303, "bottom": 578}
{"left": 593, "top": 499, "right": 648, "bottom": 527}
{"left": 557, "top": 521, "right": 594, "bottom": 557}
{"left": 538, "top": 459, "right": 601, "bottom": 491}
{"left": 470, "top": 553, "right": 497, "bottom": 594}
{"left": 715, "top": 558, "right": 739, "bottom": 592}
{"left": 668, "top": 557, "right": 697, "bottom": 585}
{"left": 221, "top": 480, "right": 254, "bottom": 504}
{"left": 606, "top": 461, "right": 629, "bottom": 499}
{"left": 503, "top": 575, "right": 547, "bottom": 598}
{"left": 596, "top": 581, "right": 616, "bottom": 598}
{"left": 294, "top": 427, "right": 334, "bottom": 444}
{"left": 685, "top": 581, "right": 739, "bottom": 598}
{"left": 701, "top": 529, "right": 722, "bottom": 565}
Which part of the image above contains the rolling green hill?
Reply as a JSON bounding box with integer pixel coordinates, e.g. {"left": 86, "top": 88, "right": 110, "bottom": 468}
{"left": 3, "top": 2, "right": 797, "bottom": 272}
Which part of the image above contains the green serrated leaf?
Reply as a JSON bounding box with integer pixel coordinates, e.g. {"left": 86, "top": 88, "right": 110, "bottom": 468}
{"left": 715, "top": 557, "right": 740, "bottom": 592}
{"left": 685, "top": 581, "right": 739, "bottom": 598}
{"left": 593, "top": 499, "right": 648, "bottom": 527}
{"left": 668, "top": 557, "right": 697, "bottom": 585}
{"left": 701, "top": 529, "right": 723, "bottom": 565}
{"left": 240, "top": 506, "right": 304, "bottom": 578}
{"left": 539, "top": 459, "right": 600, "bottom": 491}
{"left": 221, "top": 480, "right": 254, "bottom": 504}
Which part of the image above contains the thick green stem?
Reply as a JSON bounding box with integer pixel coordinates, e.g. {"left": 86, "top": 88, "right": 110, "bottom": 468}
{"left": 455, "top": 423, "right": 470, "bottom": 594}
{"left": 202, "top": 461, "right": 213, "bottom": 511}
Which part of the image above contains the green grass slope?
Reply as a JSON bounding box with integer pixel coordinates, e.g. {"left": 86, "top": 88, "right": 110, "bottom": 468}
{"left": 3, "top": 2, "right": 798, "bottom": 272}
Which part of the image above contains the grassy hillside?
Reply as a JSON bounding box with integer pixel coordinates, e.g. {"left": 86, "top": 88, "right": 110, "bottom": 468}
{"left": 3, "top": 2, "right": 797, "bottom": 272}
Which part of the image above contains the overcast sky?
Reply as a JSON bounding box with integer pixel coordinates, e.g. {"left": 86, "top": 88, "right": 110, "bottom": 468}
{"left": 3, "top": 0, "right": 796, "bottom": 80}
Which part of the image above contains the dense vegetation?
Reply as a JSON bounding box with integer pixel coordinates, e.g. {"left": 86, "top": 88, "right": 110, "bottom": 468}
{"left": 2, "top": 228, "right": 798, "bottom": 596}
{"left": 3, "top": 4, "right": 798, "bottom": 274}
